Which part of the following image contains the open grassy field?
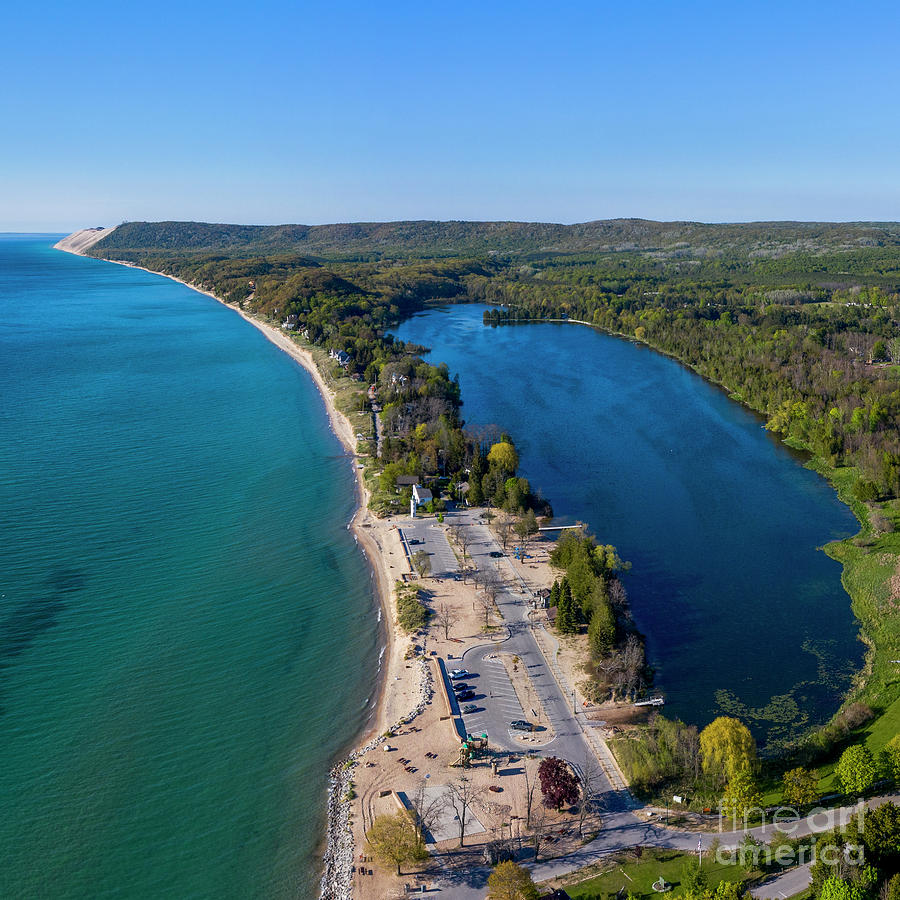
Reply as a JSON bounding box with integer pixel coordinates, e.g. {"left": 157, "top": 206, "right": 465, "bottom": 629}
{"left": 557, "top": 848, "right": 754, "bottom": 900}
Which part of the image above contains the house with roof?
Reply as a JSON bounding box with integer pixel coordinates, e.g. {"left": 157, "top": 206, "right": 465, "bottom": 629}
{"left": 410, "top": 484, "right": 432, "bottom": 518}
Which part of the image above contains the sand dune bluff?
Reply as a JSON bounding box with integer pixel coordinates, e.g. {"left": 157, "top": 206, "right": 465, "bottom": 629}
{"left": 55, "top": 227, "right": 116, "bottom": 255}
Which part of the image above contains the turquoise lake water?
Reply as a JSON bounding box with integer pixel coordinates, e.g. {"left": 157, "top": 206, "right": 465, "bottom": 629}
{"left": 0, "top": 236, "right": 379, "bottom": 898}
{"left": 393, "top": 305, "right": 863, "bottom": 748}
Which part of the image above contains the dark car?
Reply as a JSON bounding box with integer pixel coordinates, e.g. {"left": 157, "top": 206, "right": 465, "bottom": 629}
{"left": 457, "top": 690, "right": 475, "bottom": 701}
{"left": 462, "top": 704, "right": 478, "bottom": 714}
{"left": 452, "top": 682, "right": 470, "bottom": 693}
{"left": 408, "top": 538, "right": 421, "bottom": 545}
{"left": 489, "top": 550, "right": 503, "bottom": 558}
{"left": 509, "top": 719, "right": 535, "bottom": 732}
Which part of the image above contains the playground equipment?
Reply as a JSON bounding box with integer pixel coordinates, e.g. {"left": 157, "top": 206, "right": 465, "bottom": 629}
{"left": 450, "top": 734, "right": 489, "bottom": 768}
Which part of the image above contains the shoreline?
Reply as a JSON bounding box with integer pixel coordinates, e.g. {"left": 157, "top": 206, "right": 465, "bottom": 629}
{"left": 483, "top": 309, "right": 900, "bottom": 778}
{"left": 54, "top": 235, "right": 406, "bottom": 898}
{"left": 55, "top": 233, "right": 896, "bottom": 890}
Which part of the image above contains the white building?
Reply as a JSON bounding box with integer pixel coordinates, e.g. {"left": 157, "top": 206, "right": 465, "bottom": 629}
{"left": 410, "top": 484, "right": 433, "bottom": 518}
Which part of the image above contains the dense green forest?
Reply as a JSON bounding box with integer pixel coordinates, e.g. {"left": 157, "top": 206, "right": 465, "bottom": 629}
{"left": 94, "top": 218, "right": 900, "bottom": 259}
{"left": 90, "top": 218, "right": 900, "bottom": 499}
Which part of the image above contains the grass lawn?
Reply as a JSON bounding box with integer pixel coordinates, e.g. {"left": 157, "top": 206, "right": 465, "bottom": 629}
{"left": 560, "top": 849, "right": 753, "bottom": 900}
{"left": 812, "top": 471, "right": 900, "bottom": 795}
{"left": 812, "top": 693, "right": 900, "bottom": 795}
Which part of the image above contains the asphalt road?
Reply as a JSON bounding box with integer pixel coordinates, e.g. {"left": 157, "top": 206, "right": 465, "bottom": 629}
{"left": 751, "top": 863, "right": 812, "bottom": 899}
{"left": 440, "top": 508, "right": 628, "bottom": 807}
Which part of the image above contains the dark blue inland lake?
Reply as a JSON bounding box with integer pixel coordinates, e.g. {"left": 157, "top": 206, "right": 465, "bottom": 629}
{"left": 392, "top": 304, "right": 863, "bottom": 749}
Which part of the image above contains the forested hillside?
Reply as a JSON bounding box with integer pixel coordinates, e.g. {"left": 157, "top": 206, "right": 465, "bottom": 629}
{"left": 88, "top": 219, "right": 900, "bottom": 499}
{"left": 92, "top": 218, "right": 900, "bottom": 260}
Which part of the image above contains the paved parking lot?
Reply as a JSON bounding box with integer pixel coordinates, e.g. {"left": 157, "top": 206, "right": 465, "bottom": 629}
{"left": 400, "top": 519, "right": 458, "bottom": 577}
{"left": 456, "top": 653, "right": 526, "bottom": 744}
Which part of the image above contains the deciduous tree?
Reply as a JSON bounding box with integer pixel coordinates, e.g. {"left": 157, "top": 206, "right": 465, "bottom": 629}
{"left": 496, "top": 517, "right": 513, "bottom": 550}
{"left": 365, "top": 810, "right": 428, "bottom": 875}
{"left": 782, "top": 767, "right": 820, "bottom": 808}
{"left": 444, "top": 775, "right": 486, "bottom": 846}
{"left": 836, "top": 745, "right": 876, "bottom": 795}
{"left": 699, "top": 717, "right": 756, "bottom": 786}
{"left": 487, "top": 860, "right": 539, "bottom": 900}
{"left": 477, "top": 593, "right": 495, "bottom": 631}
{"left": 412, "top": 548, "right": 431, "bottom": 578}
{"left": 538, "top": 756, "right": 580, "bottom": 810}
{"left": 434, "top": 602, "right": 458, "bottom": 640}
{"left": 488, "top": 441, "right": 519, "bottom": 476}
{"left": 720, "top": 769, "right": 762, "bottom": 822}
{"left": 577, "top": 754, "right": 606, "bottom": 838}
{"left": 862, "top": 802, "right": 900, "bottom": 866}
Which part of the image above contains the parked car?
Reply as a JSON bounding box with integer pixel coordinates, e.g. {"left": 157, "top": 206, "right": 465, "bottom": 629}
{"left": 449, "top": 669, "right": 470, "bottom": 679}
{"left": 456, "top": 690, "right": 475, "bottom": 701}
{"left": 408, "top": 538, "right": 421, "bottom": 545}
{"left": 452, "top": 683, "right": 470, "bottom": 693}
{"left": 509, "top": 720, "right": 535, "bottom": 732}
{"left": 462, "top": 704, "right": 478, "bottom": 714}
{"left": 489, "top": 550, "right": 503, "bottom": 558}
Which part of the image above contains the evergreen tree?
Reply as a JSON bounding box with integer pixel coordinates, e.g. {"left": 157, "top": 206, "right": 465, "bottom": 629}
{"left": 680, "top": 858, "right": 707, "bottom": 895}
{"left": 549, "top": 579, "right": 560, "bottom": 607}
{"left": 556, "top": 579, "right": 578, "bottom": 634}
{"left": 468, "top": 451, "right": 485, "bottom": 505}
{"left": 588, "top": 598, "right": 616, "bottom": 656}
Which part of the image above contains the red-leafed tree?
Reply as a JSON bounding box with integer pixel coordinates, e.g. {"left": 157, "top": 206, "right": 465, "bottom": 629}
{"left": 538, "top": 757, "right": 580, "bottom": 810}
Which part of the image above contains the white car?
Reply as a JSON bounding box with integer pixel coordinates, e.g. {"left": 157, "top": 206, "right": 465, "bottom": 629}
{"left": 449, "top": 669, "right": 470, "bottom": 680}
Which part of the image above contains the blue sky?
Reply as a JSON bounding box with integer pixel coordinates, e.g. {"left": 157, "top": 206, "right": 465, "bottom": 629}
{"left": 2, "top": 0, "right": 898, "bottom": 229}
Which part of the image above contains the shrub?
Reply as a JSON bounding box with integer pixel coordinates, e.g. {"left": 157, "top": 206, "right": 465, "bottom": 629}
{"left": 395, "top": 581, "right": 430, "bottom": 631}
{"left": 836, "top": 703, "right": 875, "bottom": 733}
{"left": 853, "top": 480, "right": 880, "bottom": 502}
{"left": 869, "top": 510, "right": 894, "bottom": 534}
